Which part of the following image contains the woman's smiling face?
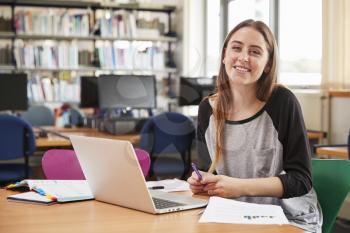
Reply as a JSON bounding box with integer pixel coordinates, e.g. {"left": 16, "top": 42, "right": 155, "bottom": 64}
{"left": 223, "top": 26, "right": 270, "bottom": 87}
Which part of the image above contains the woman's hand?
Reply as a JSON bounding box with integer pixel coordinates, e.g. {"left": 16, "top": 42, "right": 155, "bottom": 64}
{"left": 201, "top": 174, "right": 243, "bottom": 198}
{"left": 187, "top": 170, "right": 207, "bottom": 194}
{"left": 187, "top": 171, "right": 243, "bottom": 198}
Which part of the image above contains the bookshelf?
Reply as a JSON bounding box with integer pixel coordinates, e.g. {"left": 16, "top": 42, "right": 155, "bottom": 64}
{"left": 0, "top": 0, "right": 178, "bottom": 105}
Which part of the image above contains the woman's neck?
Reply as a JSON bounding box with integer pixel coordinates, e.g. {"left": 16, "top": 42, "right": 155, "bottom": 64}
{"left": 227, "top": 85, "right": 265, "bottom": 121}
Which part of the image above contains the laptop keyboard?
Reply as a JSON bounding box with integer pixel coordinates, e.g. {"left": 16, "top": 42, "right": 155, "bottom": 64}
{"left": 152, "top": 197, "right": 185, "bottom": 209}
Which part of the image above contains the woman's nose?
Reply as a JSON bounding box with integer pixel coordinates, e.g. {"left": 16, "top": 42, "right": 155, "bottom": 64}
{"left": 238, "top": 53, "right": 249, "bottom": 62}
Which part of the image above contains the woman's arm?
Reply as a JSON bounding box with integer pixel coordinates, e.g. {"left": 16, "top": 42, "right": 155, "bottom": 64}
{"left": 188, "top": 171, "right": 283, "bottom": 198}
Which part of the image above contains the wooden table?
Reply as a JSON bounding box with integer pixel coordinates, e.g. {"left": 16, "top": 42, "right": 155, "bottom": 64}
{"left": 316, "top": 146, "right": 348, "bottom": 159}
{"left": 307, "top": 131, "right": 326, "bottom": 142}
{"left": 0, "top": 189, "right": 304, "bottom": 233}
{"left": 35, "top": 127, "right": 140, "bottom": 149}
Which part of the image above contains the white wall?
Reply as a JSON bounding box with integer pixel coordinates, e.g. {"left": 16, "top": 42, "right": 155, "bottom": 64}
{"left": 329, "top": 97, "right": 350, "bottom": 143}
{"left": 294, "top": 90, "right": 350, "bottom": 144}
{"left": 293, "top": 90, "right": 328, "bottom": 132}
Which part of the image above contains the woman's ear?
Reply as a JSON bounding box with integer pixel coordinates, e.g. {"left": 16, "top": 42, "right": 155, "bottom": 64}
{"left": 222, "top": 48, "right": 227, "bottom": 64}
{"left": 264, "top": 64, "right": 270, "bottom": 73}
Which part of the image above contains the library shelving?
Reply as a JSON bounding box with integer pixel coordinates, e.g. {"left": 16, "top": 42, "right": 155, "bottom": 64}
{"left": 0, "top": 0, "right": 178, "bottom": 104}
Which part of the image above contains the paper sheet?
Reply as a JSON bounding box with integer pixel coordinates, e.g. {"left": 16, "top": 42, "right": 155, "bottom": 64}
{"left": 199, "top": 196, "right": 289, "bottom": 225}
{"left": 146, "top": 178, "right": 190, "bottom": 192}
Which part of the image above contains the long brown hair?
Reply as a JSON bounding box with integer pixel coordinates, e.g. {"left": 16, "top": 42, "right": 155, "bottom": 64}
{"left": 208, "top": 19, "right": 278, "bottom": 173}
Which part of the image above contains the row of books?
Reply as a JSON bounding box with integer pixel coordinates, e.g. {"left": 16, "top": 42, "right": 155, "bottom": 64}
{"left": 27, "top": 73, "right": 80, "bottom": 103}
{"left": 14, "top": 40, "right": 93, "bottom": 68}
{"left": 0, "top": 41, "right": 12, "bottom": 64}
{"left": 96, "top": 40, "right": 165, "bottom": 70}
{"left": 8, "top": 8, "right": 166, "bottom": 39}
{"left": 14, "top": 39, "right": 166, "bottom": 70}
{"left": 96, "top": 9, "right": 162, "bottom": 38}
{"left": 98, "top": 10, "right": 136, "bottom": 38}
{"left": 15, "top": 8, "right": 90, "bottom": 36}
{"left": 0, "top": 10, "right": 11, "bottom": 32}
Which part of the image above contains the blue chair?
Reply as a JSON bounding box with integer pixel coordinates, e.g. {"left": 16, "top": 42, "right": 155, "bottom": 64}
{"left": 21, "top": 105, "right": 55, "bottom": 126}
{"left": 140, "top": 112, "right": 195, "bottom": 180}
{"left": 0, "top": 115, "right": 36, "bottom": 184}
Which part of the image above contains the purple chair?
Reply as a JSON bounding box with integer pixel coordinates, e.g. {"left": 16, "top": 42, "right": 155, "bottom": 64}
{"left": 42, "top": 149, "right": 85, "bottom": 180}
{"left": 42, "top": 148, "right": 151, "bottom": 180}
{"left": 134, "top": 148, "right": 151, "bottom": 177}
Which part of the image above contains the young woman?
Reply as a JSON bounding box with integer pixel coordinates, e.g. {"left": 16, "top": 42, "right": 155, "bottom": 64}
{"left": 188, "top": 19, "right": 322, "bottom": 232}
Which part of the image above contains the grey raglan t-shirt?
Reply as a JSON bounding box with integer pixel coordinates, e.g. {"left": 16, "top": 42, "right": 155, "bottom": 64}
{"left": 196, "top": 86, "right": 322, "bottom": 232}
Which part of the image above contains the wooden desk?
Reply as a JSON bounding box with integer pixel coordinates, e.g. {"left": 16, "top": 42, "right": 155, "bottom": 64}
{"left": 316, "top": 146, "right": 348, "bottom": 159}
{"left": 35, "top": 127, "right": 140, "bottom": 149}
{"left": 0, "top": 190, "right": 304, "bottom": 233}
{"left": 307, "top": 131, "right": 326, "bottom": 141}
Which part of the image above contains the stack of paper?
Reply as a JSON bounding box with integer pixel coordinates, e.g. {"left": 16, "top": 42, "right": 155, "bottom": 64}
{"left": 199, "top": 196, "right": 289, "bottom": 225}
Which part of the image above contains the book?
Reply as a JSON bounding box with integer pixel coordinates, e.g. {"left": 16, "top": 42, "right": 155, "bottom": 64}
{"left": 6, "top": 180, "right": 94, "bottom": 203}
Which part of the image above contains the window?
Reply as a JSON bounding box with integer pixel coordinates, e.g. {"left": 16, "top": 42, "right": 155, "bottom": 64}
{"left": 279, "top": 0, "right": 322, "bottom": 87}
{"left": 228, "top": 0, "right": 270, "bottom": 30}
{"left": 205, "top": 0, "right": 221, "bottom": 77}
{"left": 205, "top": 0, "right": 322, "bottom": 88}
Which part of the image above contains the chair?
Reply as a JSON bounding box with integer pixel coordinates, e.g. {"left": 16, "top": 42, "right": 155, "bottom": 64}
{"left": 0, "top": 115, "right": 36, "bottom": 183}
{"left": 42, "top": 148, "right": 151, "bottom": 179}
{"left": 21, "top": 105, "right": 55, "bottom": 126}
{"left": 68, "top": 107, "right": 85, "bottom": 127}
{"left": 55, "top": 104, "right": 85, "bottom": 128}
{"left": 140, "top": 112, "right": 195, "bottom": 180}
{"left": 42, "top": 149, "right": 85, "bottom": 180}
{"left": 312, "top": 159, "right": 350, "bottom": 233}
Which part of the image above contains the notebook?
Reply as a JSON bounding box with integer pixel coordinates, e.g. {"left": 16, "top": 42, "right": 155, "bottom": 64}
{"left": 6, "top": 180, "right": 93, "bottom": 203}
{"left": 70, "top": 135, "right": 208, "bottom": 214}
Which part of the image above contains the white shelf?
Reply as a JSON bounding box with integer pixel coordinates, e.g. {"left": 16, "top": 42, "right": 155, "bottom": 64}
{"left": 0, "top": 65, "right": 16, "bottom": 70}
{"left": 0, "top": 32, "right": 15, "bottom": 38}
{"left": 0, "top": 33, "right": 177, "bottom": 43}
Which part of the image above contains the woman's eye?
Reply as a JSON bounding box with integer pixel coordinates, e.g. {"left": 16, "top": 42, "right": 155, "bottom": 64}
{"left": 232, "top": 46, "right": 241, "bottom": 51}
{"left": 249, "top": 50, "right": 261, "bottom": 55}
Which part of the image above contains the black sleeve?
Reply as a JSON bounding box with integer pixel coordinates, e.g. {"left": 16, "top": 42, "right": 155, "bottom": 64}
{"left": 267, "top": 86, "right": 312, "bottom": 198}
{"left": 196, "top": 98, "right": 213, "bottom": 171}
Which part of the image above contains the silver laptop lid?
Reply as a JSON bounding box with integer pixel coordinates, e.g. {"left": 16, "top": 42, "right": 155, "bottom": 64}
{"left": 70, "top": 135, "right": 156, "bottom": 213}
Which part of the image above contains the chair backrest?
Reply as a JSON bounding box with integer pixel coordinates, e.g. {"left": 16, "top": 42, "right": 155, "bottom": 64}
{"left": 134, "top": 148, "right": 151, "bottom": 177}
{"left": 68, "top": 108, "right": 85, "bottom": 127}
{"left": 312, "top": 159, "right": 350, "bottom": 233}
{"left": 140, "top": 112, "right": 195, "bottom": 154}
{"left": 42, "top": 148, "right": 151, "bottom": 180}
{"left": 0, "top": 114, "right": 36, "bottom": 160}
{"left": 42, "top": 149, "right": 86, "bottom": 180}
{"left": 21, "top": 105, "right": 55, "bottom": 126}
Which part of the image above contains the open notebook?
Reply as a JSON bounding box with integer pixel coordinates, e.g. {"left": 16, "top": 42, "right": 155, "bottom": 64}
{"left": 6, "top": 180, "right": 93, "bottom": 204}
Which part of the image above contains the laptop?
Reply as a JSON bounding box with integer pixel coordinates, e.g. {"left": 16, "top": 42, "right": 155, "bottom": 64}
{"left": 70, "top": 135, "right": 208, "bottom": 214}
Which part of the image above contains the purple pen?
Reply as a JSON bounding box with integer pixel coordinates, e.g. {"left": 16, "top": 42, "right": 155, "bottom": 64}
{"left": 191, "top": 163, "right": 202, "bottom": 181}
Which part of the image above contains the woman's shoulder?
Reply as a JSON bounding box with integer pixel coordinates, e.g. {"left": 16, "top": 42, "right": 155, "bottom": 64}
{"left": 198, "top": 95, "right": 215, "bottom": 119}
{"left": 199, "top": 94, "right": 216, "bottom": 110}
{"left": 265, "top": 85, "right": 301, "bottom": 115}
{"left": 270, "top": 84, "right": 299, "bottom": 103}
